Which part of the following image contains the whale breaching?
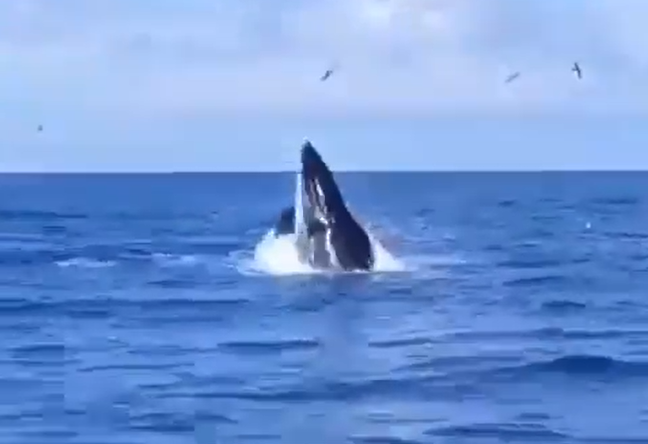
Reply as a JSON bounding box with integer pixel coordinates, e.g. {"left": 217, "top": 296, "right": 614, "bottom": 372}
{"left": 273, "top": 140, "right": 375, "bottom": 271}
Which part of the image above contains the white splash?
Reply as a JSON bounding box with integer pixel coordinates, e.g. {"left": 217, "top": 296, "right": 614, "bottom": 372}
{"left": 56, "top": 258, "right": 115, "bottom": 268}
{"left": 252, "top": 231, "right": 322, "bottom": 275}
{"left": 248, "top": 227, "right": 405, "bottom": 276}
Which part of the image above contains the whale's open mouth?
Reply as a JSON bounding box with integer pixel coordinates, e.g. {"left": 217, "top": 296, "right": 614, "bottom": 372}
{"left": 300, "top": 139, "right": 343, "bottom": 223}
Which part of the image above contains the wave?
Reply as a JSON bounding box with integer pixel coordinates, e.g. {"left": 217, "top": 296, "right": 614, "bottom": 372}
{"left": 389, "top": 352, "right": 648, "bottom": 389}
{"left": 56, "top": 257, "right": 116, "bottom": 269}
{"left": 467, "top": 354, "right": 648, "bottom": 383}
{"left": 53, "top": 252, "right": 203, "bottom": 270}
{"left": 426, "top": 422, "right": 569, "bottom": 440}
{"left": 512, "top": 354, "right": 648, "bottom": 377}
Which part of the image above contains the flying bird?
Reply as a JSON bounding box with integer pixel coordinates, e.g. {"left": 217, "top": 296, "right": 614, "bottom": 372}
{"left": 37, "top": 125, "right": 43, "bottom": 132}
{"left": 320, "top": 68, "right": 334, "bottom": 82}
{"left": 505, "top": 72, "right": 521, "bottom": 84}
{"left": 572, "top": 62, "right": 582, "bottom": 79}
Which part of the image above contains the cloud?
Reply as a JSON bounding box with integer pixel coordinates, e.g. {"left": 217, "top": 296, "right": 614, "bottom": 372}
{"left": 1, "top": 0, "right": 648, "bottom": 120}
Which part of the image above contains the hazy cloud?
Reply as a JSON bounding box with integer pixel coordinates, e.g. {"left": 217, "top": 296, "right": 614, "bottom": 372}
{"left": 1, "top": 0, "right": 647, "bottom": 119}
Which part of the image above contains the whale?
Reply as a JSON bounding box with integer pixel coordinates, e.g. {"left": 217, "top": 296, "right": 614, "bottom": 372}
{"left": 273, "top": 139, "right": 375, "bottom": 271}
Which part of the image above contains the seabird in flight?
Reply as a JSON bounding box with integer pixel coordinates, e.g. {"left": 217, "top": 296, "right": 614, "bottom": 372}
{"left": 572, "top": 62, "right": 582, "bottom": 79}
{"left": 505, "top": 72, "right": 521, "bottom": 83}
{"left": 320, "top": 68, "right": 334, "bottom": 82}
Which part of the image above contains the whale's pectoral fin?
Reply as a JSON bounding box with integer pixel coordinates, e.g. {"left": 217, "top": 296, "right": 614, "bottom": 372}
{"left": 274, "top": 206, "right": 295, "bottom": 236}
{"left": 307, "top": 220, "right": 327, "bottom": 238}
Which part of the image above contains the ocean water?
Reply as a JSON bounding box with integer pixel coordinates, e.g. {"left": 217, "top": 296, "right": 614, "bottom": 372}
{"left": 1, "top": 172, "right": 648, "bottom": 443}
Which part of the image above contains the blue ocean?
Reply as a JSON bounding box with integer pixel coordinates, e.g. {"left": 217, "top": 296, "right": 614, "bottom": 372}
{"left": 1, "top": 172, "right": 647, "bottom": 443}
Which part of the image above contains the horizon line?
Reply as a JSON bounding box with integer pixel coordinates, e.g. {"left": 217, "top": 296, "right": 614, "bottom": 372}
{"left": 1, "top": 169, "right": 648, "bottom": 174}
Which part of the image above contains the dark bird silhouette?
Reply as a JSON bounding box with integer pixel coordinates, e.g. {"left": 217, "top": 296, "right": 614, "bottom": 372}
{"left": 37, "top": 125, "right": 43, "bottom": 132}
{"left": 505, "top": 72, "right": 520, "bottom": 83}
{"left": 320, "top": 68, "right": 334, "bottom": 82}
{"left": 572, "top": 62, "right": 582, "bottom": 79}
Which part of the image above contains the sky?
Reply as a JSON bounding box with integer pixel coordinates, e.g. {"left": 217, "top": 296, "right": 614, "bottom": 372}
{"left": 2, "top": 0, "right": 648, "bottom": 171}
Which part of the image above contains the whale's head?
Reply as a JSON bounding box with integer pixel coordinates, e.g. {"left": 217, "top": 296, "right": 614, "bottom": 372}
{"left": 299, "top": 139, "right": 374, "bottom": 271}
{"left": 300, "top": 139, "right": 346, "bottom": 222}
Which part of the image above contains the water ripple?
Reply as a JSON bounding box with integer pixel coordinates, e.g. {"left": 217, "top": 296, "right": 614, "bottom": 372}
{"left": 1, "top": 172, "right": 647, "bottom": 442}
